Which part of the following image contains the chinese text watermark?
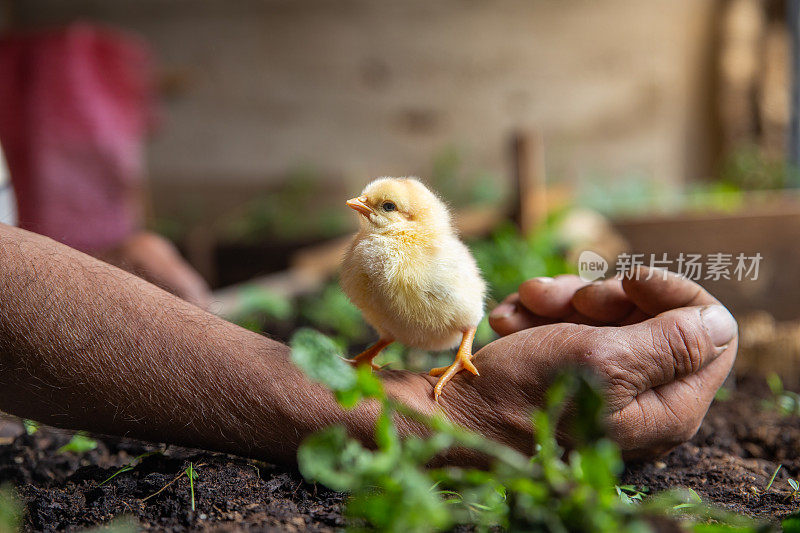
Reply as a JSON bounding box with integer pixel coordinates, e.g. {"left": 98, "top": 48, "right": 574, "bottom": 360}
{"left": 577, "top": 251, "right": 763, "bottom": 282}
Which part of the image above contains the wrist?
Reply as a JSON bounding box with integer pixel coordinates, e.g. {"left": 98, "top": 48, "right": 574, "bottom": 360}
{"left": 419, "top": 372, "right": 536, "bottom": 456}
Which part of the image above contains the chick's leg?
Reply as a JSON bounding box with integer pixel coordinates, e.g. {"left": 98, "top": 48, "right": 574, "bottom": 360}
{"left": 345, "top": 338, "right": 393, "bottom": 371}
{"left": 429, "top": 327, "right": 478, "bottom": 402}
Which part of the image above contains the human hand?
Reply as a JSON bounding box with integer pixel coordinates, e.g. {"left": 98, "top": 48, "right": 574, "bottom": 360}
{"left": 426, "top": 268, "right": 738, "bottom": 460}
{"left": 95, "top": 232, "right": 212, "bottom": 309}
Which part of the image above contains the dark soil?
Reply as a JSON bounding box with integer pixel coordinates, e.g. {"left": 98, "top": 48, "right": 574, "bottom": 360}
{"left": 1, "top": 377, "right": 797, "bottom": 531}
{"left": 622, "top": 378, "right": 800, "bottom": 521}
{"left": 1, "top": 429, "right": 344, "bottom": 532}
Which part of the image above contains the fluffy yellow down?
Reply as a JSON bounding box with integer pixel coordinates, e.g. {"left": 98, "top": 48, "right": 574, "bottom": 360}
{"left": 340, "top": 177, "right": 486, "bottom": 350}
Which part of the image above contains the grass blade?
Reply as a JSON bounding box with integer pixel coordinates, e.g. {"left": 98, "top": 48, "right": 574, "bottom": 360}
{"left": 765, "top": 465, "right": 782, "bottom": 492}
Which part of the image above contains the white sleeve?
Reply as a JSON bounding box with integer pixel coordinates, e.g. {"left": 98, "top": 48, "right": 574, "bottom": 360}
{"left": 0, "top": 144, "right": 17, "bottom": 226}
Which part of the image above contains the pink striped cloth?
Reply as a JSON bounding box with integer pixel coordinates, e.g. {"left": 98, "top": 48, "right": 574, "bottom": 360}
{"left": 0, "top": 23, "right": 155, "bottom": 252}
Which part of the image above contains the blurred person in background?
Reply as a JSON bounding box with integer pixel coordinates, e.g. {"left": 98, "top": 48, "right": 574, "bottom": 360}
{"left": 0, "top": 23, "right": 211, "bottom": 307}
{"left": 0, "top": 146, "right": 14, "bottom": 226}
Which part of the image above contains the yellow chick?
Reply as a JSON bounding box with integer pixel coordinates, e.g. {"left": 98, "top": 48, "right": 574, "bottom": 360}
{"left": 340, "top": 177, "right": 486, "bottom": 401}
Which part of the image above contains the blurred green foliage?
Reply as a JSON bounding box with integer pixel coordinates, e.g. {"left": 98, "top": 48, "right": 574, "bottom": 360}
{"left": 428, "top": 147, "right": 507, "bottom": 208}
{"left": 719, "top": 145, "right": 800, "bottom": 191}
{"left": 57, "top": 433, "right": 98, "bottom": 454}
{"left": 292, "top": 329, "right": 766, "bottom": 533}
{"left": 299, "top": 284, "right": 369, "bottom": 347}
{"left": 577, "top": 145, "right": 800, "bottom": 219}
{"left": 762, "top": 373, "right": 800, "bottom": 417}
{"left": 469, "top": 219, "right": 574, "bottom": 303}
{"left": 577, "top": 176, "right": 745, "bottom": 217}
{"left": 0, "top": 485, "right": 21, "bottom": 533}
{"left": 785, "top": 512, "right": 800, "bottom": 533}
{"left": 221, "top": 166, "right": 350, "bottom": 244}
{"left": 233, "top": 286, "right": 294, "bottom": 333}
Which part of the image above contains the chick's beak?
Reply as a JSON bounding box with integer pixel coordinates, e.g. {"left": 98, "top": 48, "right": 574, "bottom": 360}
{"left": 346, "top": 196, "right": 373, "bottom": 217}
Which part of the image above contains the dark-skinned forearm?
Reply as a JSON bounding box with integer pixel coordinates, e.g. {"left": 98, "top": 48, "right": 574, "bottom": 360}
{"left": 0, "top": 224, "right": 436, "bottom": 463}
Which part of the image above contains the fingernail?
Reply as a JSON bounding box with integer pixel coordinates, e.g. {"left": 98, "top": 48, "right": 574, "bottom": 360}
{"left": 490, "top": 303, "right": 515, "bottom": 319}
{"left": 534, "top": 277, "right": 554, "bottom": 283}
{"left": 700, "top": 305, "right": 738, "bottom": 348}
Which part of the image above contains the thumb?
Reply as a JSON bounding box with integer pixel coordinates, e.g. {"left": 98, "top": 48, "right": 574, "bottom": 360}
{"left": 617, "top": 304, "right": 737, "bottom": 392}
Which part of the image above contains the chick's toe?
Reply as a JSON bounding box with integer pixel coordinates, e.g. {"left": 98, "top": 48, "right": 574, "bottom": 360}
{"left": 344, "top": 338, "right": 393, "bottom": 371}
{"left": 431, "top": 327, "right": 478, "bottom": 401}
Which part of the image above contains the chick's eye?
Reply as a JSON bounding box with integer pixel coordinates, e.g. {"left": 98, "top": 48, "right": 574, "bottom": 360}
{"left": 382, "top": 202, "right": 397, "bottom": 212}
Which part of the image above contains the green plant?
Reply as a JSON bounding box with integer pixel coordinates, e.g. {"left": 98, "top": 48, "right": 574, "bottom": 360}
{"left": 233, "top": 286, "right": 294, "bottom": 332}
{"left": 428, "top": 147, "right": 507, "bottom": 208}
{"left": 291, "top": 328, "right": 765, "bottom": 532}
{"left": 784, "top": 511, "right": 800, "bottom": 533}
{"left": 0, "top": 484, "right": 21, "bottom": 533}
{"left": 186, "top": 463, "right": 198, "bottom": 511}
{"left": 671, "top": 488, "right": 703, "bottom": 510}
{"left": 22, "top": 420, "right": 38, "bottom": 435}
{"left": 765, "top": 465, "right": 782, "bottom": 493}
{"left": 57, "top": 433, "right": 98, "bottom": 454}
{"left": 714, "top": 387, "right": 732, "bottom": 402}
{"left": 788, "top": 479, "right": 799, "bottom": 502}
{"left": 719, "top": 145, "right": 800, "bottom": 191}
{"left": 762, "top": 373, "right": 800, "bottom": 417}
{"left": 99, "top": 451, "right": 162, "bottom": 487}
{"left": 616, "top": 485, "right": 650, "bottom": 504}
{"left": 221, "top": 166, "right": 349, "bottom": 243}
{"left": 142, "top": 462, "right": 205, "bottom": 505}
{"left": 470, "top": 220, "right": 573, "bottom": 303}
{"left": 299, "top": 282, "right": 369, "bottom": 347}
{"left": 82, "top": 516, "right": 139, "bottom": 533}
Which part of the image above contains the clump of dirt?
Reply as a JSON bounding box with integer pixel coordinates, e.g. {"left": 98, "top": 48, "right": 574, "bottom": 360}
{"left": 1, "top": 377, "right": 797, "bottom": 531}
{"left": 1, "top": 428, "right": 343, "bottom": 532}
{"left": 622, "top": 378, "right": 800, "bottom": 520}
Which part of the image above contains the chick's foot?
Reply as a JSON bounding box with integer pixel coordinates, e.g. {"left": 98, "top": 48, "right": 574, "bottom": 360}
{"left": 430, "top": 327, "right": 478, "bottom": 401}
{"left": 343, "top": 338, "right": 393, "bottom": 371}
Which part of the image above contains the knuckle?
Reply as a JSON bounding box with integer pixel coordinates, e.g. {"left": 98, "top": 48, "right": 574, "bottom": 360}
{"left": 572, "top": 327, "right": 618, "bottom": 367}
{"left": 571, "top": 329, "right": 644, "bottom": 402}
{"left": 658, "top": 318, "right": 705, "bottom": 375}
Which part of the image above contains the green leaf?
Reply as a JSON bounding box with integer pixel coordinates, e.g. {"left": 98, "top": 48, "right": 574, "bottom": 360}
{"left": 686, "top": 488, "right": 703, "bottom": 503}
{"left": 290, "top": 328, "right": 356, "bottom": 391}
{"left": 765, "top": 465, "right": 782, "bottom": 492}
{"left": 238, "top": 286, "right": 293, "bottom": 321}
{"left": 714, "top": 387, "right": 732, "bottom": 402}
{"left": 375, "top": 411, "right": 399, "bottom": 452}
{"left": 186, "top": 462, "right": 197, "bottom": 511}
{"left": 297, "top": 426, "right": 363, "bottom": 491}
{"left": 691, "top": 525, "right": 757, "bottom": 532}
{"left": 58, "top": 433, "right": 98, "bottom": 454}
{"left": 300, "top": 284, "right": 367, "bottom": 343}
{"left": 783, "top": 512, "right": 800, "bottom": 533}
{"left": 0, "top": 484, "right": 21, "bottom": 533}
{"left": 99, "top": 451, "right": 160, "bottom": 486}
{"left": 572, "top": 440, "right": 622, "bottom": 490}
{"left": 766, "top": 372, "right": 784, "bottom": 396}
{"left": 355, "top": 364, "right": 384, "bottom": 398}
{"left": 23, "top": 419, "right": 38, "bottom": 435}
{"left": 333, "top": 387, "right": 362, "bottom": 409}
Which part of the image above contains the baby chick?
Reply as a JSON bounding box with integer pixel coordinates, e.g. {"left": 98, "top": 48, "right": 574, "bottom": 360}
{"left": 340, "top": 177, "right": 486, "bottom": 401}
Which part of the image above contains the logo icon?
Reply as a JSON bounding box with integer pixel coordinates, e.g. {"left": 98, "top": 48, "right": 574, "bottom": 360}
{"left": 577, "top": 250, "right": 608, "bottom": 282}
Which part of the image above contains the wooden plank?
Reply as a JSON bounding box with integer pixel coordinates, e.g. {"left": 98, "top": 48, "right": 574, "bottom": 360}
{"left": 512, "top": 131, "right": 547, "bottom": 235}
